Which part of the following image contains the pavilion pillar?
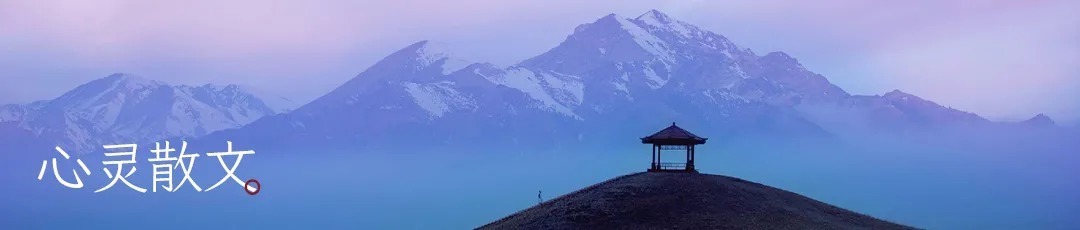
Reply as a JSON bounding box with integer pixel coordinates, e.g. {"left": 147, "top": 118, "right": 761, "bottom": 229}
{"left": 689, "top": 145, "right": 695, "bottom": 170}
{"left": 651, "top": 144, "right": 657, "bottom": 170}
{"left": 657, "top": 145, "right": 661, "bottom": 166}
{"left": 690, "top": 145, "right": 694, "bottom": 161}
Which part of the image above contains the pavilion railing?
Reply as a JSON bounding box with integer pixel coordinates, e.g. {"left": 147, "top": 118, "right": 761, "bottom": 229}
{"left": 657, "top": 162, "right": 687, "bottom": 170}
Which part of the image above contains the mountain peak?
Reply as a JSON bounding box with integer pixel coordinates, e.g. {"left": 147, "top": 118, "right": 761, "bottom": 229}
{"left": 390, "top": 40, "right": 472, "bottom": 75}
{"left": 883, "top": 89, "right": 913, "bottom": 98}
{"left": 54, "top": 73, "right": 163, "bottom": 104}
{"left": 760, "top": 51, "right": 803, "bottom": 69}
{"left": 882, "top": 89, "right": 928, "bottom": 104}
{"left": 1022, "top": 113, "right": 1056, "bottom": 126}
{"left": 413, "top": 40, "right": 449, "bottom": 59}
{"left": 105, "top": 72, "right": 139, "bottom": 80}
{"left": 102, "top": 73, "right": 159, "bottom": 87}
{"left": 629, "top": 9, "right": 721, "bottom": 43}
{"left": 762, "top": 51, "right": 795, "bottom": 62}
{"left": 198, "top": 83, "right": 239, "bottom": 91}
{"left": 229, "top": 84, "right": 299, "bottom": 113}
{"left": 635, "top": 9, "right": 674, "bottom": 25}
{"left": 573, "top": 13, "right": 623, "bottom": 34}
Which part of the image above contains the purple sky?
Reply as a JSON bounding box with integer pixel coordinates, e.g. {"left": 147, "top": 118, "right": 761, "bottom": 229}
{"left": 1, "top": 0, "right": 1078, "bottom": 123}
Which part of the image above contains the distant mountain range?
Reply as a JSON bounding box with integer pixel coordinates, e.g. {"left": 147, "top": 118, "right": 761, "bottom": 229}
{"left": 203, "top": 10, "right": 1060, "bottom": 150}
{"left": 0, "top": 73, "right": 295, "bottom": 154}
{"left": 3, "top": 10, "right": 1063, "bottom": 154}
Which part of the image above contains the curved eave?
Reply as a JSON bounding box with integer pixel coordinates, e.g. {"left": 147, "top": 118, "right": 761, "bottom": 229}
{"left": 641, "top": 138, "right": 708, "bottom": 145}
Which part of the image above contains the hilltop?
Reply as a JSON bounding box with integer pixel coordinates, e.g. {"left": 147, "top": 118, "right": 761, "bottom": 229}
{"left": 479, "top": 172, "right": 914, "bottom": 230}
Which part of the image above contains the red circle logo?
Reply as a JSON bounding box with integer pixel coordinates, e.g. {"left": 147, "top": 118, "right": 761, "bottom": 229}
{"left": 244, "top": 179, "right": 261, "bottom": 195}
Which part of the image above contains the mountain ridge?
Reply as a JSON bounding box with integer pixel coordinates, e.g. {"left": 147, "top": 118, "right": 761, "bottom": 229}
{"left": 7, "top": 9, "right": 1065, "bottom": 153}
{"left": 189, "top": 9, "right": 1066, "bottom": 151}
{"left": 0, "top": 73, "right": 295, "bottom": 154}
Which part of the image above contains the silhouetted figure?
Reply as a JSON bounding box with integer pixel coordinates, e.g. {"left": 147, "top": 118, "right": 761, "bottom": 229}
{"left": 538, "top": 190, "right": 543, "bottom": 204}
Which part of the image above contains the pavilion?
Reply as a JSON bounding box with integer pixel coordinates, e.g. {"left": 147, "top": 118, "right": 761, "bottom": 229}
{"left": 641, "top": 122, "right": 707, "bottom": 172}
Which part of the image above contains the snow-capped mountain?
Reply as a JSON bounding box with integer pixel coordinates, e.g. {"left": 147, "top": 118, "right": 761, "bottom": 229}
{"left": 0, "top": 73, "right": 295, "bottom": 154}
{"left": 227, "top": 40, "right": 584, "bottom": 150}
{"left": 197, "top": 9, "right": 1058, "bottom": 151}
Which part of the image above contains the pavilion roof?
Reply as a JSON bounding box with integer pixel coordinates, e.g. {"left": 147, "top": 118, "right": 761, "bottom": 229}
{"left": 641, "top": 122, "right": 707, "bottom": 145}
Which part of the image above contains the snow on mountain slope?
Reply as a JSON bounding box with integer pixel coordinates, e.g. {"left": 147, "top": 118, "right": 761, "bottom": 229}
{"left": 402, "top": 81, "right": 478, "bottom": 117}
{"left": 478, "top": 67, "right": 583, "bottom": 119}
{"left": 294, "top": 41, "right": 481, "bottom": 115}
{"left": 232, "top": 84, "right": 300, "bottom": 113}
{"left": 415, "top": 40, "right": 473, "bottom": 75}
{"left": 0, "top": 104, "right": 36, "bottom": 121}
{"left": 520, "top": 11, "right": 779, "bottom": 107}
{"left": 0, "top": 73, "right": 294, "bottom": 154}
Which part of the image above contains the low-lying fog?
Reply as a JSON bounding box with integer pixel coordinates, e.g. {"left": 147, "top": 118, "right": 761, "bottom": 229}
{"left": 2, "top": 129, "right": 1077, "bottom": 229}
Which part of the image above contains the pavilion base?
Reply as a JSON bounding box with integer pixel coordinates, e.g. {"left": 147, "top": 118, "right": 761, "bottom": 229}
{"left": 647, "top": 168, "right": 698, "bottom": 173}
{"left": 650, "top": 162, "right": 696, "bottom": 173}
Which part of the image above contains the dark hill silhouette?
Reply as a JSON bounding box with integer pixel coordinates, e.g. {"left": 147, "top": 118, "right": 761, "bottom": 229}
{"left": 479, "top": 172, "right": 914, "bottom": 230}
